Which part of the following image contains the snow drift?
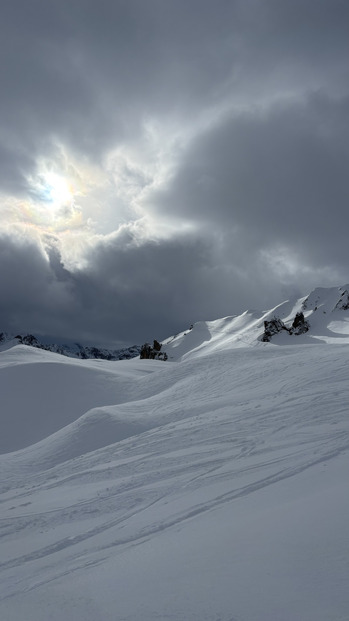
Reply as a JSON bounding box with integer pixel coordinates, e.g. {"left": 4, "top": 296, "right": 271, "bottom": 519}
{"left": 0, "top": 285, "right": 348, "bottom": 621}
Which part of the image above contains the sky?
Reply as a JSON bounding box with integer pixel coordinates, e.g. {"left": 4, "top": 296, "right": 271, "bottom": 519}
{"left": 0, "top": 0, "right": 348, "bottom": 347}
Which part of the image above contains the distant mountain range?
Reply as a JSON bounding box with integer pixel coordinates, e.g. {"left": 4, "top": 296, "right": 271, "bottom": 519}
{"left": 0, "top": 331, "right": 141, "bottom": 360}
{"left": 1, "top": 284, "right": 348, "bottom": 363}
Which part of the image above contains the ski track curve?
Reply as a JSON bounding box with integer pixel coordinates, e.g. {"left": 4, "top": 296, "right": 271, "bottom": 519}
{"left": 0, "top": 342, "right": 348, "bottom": 607}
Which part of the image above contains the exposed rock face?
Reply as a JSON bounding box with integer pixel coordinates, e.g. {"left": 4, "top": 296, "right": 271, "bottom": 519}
{"left": 261, "top": 317, "right": 289, "bottom": 342}
{"left": 140, "top": 340, "right": 168, "bottom": 360}
{"left": 261, "top": 312, "right": 309, "bottom": 342}
{"left": 290, "top": 312, "right": 309, "bottom": 335}
{"left": 15, "top": 334, "right": 40, "bottom": 346}
{"left": 334, "top": 289, "right": 349, "bottom": 311}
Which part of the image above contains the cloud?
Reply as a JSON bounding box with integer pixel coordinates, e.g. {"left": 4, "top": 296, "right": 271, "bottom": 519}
{"left": 1, "top": 0, "right": 348, "bottom": 203}
{"left": 0, "top": 232, "right": 74, "bottom": 334}
{"left": 1, "top": 223, "right": 345, "bottom": 347}
{"left": 0, "top": 1, "right": 348, "bottom": 344}
{"left": 0, "top": 228, "right": 214, "bottom": 345}
{"left": 147, "top": 92, "right": 349, "bottom": 267}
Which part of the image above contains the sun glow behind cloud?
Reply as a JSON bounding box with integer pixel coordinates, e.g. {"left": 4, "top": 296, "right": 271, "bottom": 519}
{"left": 40, "top": 172, "right": 74, "bottom": 208}
{"left": 0, "top": 152, "right": 104, "bottom": 243}
{"left": 0, "top": 110, "right": 198, "bottom": 256}
{"left": 25, "top": 166, "right": 81, "bottom": 229}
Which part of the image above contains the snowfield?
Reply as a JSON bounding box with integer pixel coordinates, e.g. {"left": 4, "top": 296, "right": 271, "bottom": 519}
{"left": 1, "top": 286, "right": 349, "bottom": 621}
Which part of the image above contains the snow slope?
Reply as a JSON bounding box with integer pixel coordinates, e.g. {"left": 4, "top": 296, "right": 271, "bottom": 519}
{"left": 0, "top": 286, "right": 348, "bottom": 621}
{"left": 162, "top": 284, "right": 349, "bottom": 360}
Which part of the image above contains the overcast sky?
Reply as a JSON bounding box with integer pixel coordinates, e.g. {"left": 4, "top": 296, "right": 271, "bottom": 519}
{"left": 0, "top": 0, "right": 348, "bottom": 347}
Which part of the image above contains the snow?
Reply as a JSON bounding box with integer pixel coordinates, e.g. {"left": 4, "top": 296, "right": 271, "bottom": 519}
{"left": 1, "top": 286, "right": 349, "bottom": 620}
{"left": 163, "top": 284, "right": 349, "bottom": 360}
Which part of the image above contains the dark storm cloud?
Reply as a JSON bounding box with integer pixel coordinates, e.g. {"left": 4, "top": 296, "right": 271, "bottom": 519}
{"left": 0, "top": 228, "right": 291, "bottom": 346}
{"left": 0, "top": 233, "right": 75, "bottom": 334}
{"left": 1, "top": 0, "right": 348, "bottom": 344}
{"left": 2, "top": 0, "right": 347, "bottom": 168}
{"left": 0, "top": 0, "right": 239, "bottom": 168}
{"left": 149, "top": 92, "right": 349, "bottom": 267}
{"left": 0, "top": 212, "right": 347, "bottom": 347}
{"left": 0, "top": 230, "right": 215, "bottom": 345}
{"left": 0, "top": 143, "right": 35, "bottom": 195}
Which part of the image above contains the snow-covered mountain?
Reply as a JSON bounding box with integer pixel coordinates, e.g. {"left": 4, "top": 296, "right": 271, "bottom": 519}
{"left": 0, "top": 331, "right": 140, "bottom": 360}
{"left": 162, "top": 284, "right": 349, "bottom": 360}
{"left": 0, "top": 285, "right": 348, "bottom": 621}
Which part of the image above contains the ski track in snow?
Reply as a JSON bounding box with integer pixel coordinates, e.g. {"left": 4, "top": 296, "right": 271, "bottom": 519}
{"left": 0, "top": 286, "right": 349, "bottom": 620}
{"left": 1, "top": 345, "right": 348, "bottom": 605}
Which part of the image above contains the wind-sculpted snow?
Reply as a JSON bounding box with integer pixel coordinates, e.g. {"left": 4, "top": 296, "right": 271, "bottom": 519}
{"left": 163, "top": 284, "right": 349, "bottom": 360}
{"left": 0, "top": 346, "right": 161, "bottom": 453}
{"left": 0, "top": 286, "right": 349, "bottom": 620}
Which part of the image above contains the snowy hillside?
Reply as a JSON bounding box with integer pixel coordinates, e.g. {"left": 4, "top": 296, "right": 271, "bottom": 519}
{"left": 0, "top": 286, "right": 348, "bottom": 621}
{"left": 162, "top": 284, "right": 349, "bottom": 360}
{"left": 0, "top": 331, "right": 140, "bottom": 361}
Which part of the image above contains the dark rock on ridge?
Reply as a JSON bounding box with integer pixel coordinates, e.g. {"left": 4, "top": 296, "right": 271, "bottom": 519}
{"left": 140, "top": 340, "right": 168, "bottom": 360}
{"left": 261, "top": 311, "right": 309, "bottom": 342}
{"left": 290, "top": 312, "right": 309, "bottom": 335}
{"left": 334, "top": 289, "right": 349, "bottom": 311}
{"left": 261, "top": 317, "right": 289, "bottom": 342}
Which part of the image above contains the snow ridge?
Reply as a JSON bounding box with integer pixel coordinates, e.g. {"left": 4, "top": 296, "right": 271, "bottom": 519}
{"left": 162, "top": 284, "right": 349, "bottom": 360}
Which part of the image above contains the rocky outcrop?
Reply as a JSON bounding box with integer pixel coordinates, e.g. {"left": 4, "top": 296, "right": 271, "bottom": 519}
{"left": 261, "top": 317, "right": 289, "bottom": 342}
{"left": 140, "top": 340, "right": 168, "bottom": 360}
{"left": 334, "top": 289, "right": 349, "bottom": 311}
{"left": 15, "top": 334, "right": 40, "bottom": 347}
{"left": 261, "top": 311, "right": 309, "bottom": 342}
{"left": 290, "top": 312, "right": 309, "bottom": 335}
